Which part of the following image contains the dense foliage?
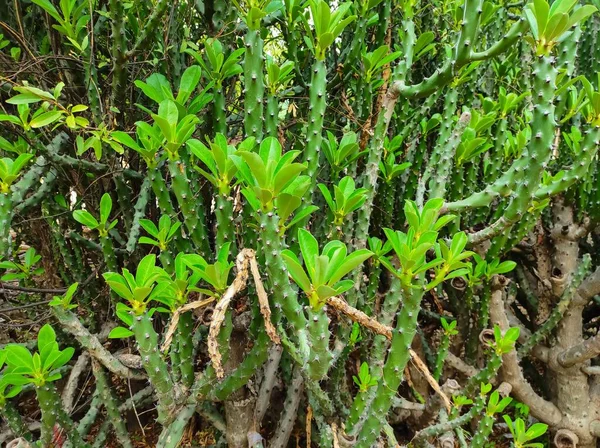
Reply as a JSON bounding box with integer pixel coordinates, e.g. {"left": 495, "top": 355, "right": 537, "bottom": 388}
{"left": 1, "top": 0, "right": 600, "bottom": 446}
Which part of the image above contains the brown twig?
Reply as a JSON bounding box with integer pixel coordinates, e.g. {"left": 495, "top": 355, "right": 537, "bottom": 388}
{"left": 208, "top": 249, "right": 253, "bottom": 379}
{"left": 306, "top": 405, "right": 313, "bottom": 448}
{"left": 160, "top": 297, "right": 216, "bottom": 353}
{"left": 249, "top": 251, "right": 280, "bottom": 345}
{"left": 326, "top": 296, "right": 452, "bottom": 412}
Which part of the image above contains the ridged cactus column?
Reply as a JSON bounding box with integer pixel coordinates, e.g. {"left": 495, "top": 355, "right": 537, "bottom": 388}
{"left": 303, "top": 58, "right": 326, "bottom": 183}
{"left": 168, "top": 159, "right": 210, "bottom": 255}
{"left": 355, "top": 285, "right": 425, "bottom": 446}
{"left": 503, "top": 54, "right": 557, "bottom": 223}
{"left": 258, "top": 211, "right": 310, "bottom": 358}
{"left": 132, "top": 313, "right": 177, "bottom": 423}
{"left": 0, "top": 191, "right": 11, "bottom": 256}
{"left": 243, "top": 12, "right": 265, "bottom": 142}
{"left": 294, "top": 1, "right": 355, "bottom": 231}
{"left": 0, "top": 402, "right": 30, "bottom": 441}
{"left": 37, "top": 383, "right": 89, "bottom": 447}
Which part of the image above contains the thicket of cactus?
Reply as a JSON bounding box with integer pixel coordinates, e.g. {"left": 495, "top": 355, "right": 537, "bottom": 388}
{"left": 1, "top": 0, "right": 600, "bottom": 446}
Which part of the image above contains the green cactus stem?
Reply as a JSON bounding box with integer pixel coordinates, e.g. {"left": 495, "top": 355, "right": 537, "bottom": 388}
{"left": 396, "top": 18, "right": 527, "bottom": 98}
{"left": 447, "top": 53, "right": 558, "bottom": 220}
{"left": 374, "top": 1, "right": 391, "bottom": 46}
{"left": 364, "top": 263, "right": 382, "bottom": 316}
{"left": 355, "top": 285, "right": 425, "bottom": 446}
{"left": 14, "top": 167, "right": 58, "bottom": 215}
{"left": 536, "top": 126, "right": 600, "bottom": 200}
{"left": 486, "top": 117, "right": 509, "bottom": 183}
{"left": 304, "top": 59, "right": 327, "bottom": 191}
{"left": 36, "top": 383, "right": 90, "bottom": 447}
{"left": 412, "top": 397, "right": 486, "bottom": 444}
{"left": 126, "top": 0, "right": 169, "bottom": 56}
{"left": 193, "top": 327, "right": 270, "bottom": 401}
{"left": 92, "top": 360, "right": 132, "bottom": 448}
{"left": 0, "top": 192, "right": 12, "bottom": 256}
{"left": 132, "top": 312, "right": 177, "bottom": 423}
{"left": 265, "top": 92, "right": 279, "bottom": 137}
{"left": 471, "top": 410, "right": 497, "bottom": 448}
{"left": 463, "top": 351, "right": 503, "bottom": 397}
{"left": 258, "top": 211, "right": 310, "bottom": 359}
{"left": 114, "top": 175, "right": 134, "bottom": 231}
{"left": 44, "top": 204, "right": 84, "bottom": 282}
{"left": 126, "top": 177, "right": 151, "bottom": 253}
{"left": 168, "top": 160, "right": 210, "bottom": 255}
{"left": 10, "top": 156, "right": 47, "bottom": 204}
{"left": 148, "top": 168, "right": 189, "bottom": 253}
{"left": 0, "top": 401, "right": 31, "bottom": 441}
{"left": 433, "top": 334, "right": 451, "bottom": 382}
{"left": 84, "top": 47, "right": 102, "bottom": 123}
{"left": 306, "top": 308, "right": 332, "bottom": 381}
{"left": 244, "top": 28, "right": 265, "bottom": 142}
{"left": 149, "top": 167, "right": 176, "bottom": 216}
{"left": 212, "top": 328, "right": 270, "bottom": 401}
{"left": 109, "top": 0, "right": 127, "bottom": 108}
{"left": 345, "top": 277, "right": 402, "bottom": 434}
{"left": 91, "top": 386, "right": 155, "bottom": 448}
{"left": 177, "top": 311, "right": 195, "bottom": 388}
{"left": 52, "top": 307, "right": 143, "bottom": 379}
{"left": 503, "top": 55, "right": 558, "bottom": 223}
{"left": 156, "top": 403, "right": 197, "bottom": 448}
{"left": 76, "top": 391, "right": 101, "bottom": 437}
{"left": 270, "top": 366, "right": 304, "bottom": 448}
{"left": 426, "top": 110, "right": 471, "bottom": 202}
{"left": 100, "top": 233, "right": 118, "bottom": 272}
{"left": 215, "top": 193, "right": 236, "bottom": 254}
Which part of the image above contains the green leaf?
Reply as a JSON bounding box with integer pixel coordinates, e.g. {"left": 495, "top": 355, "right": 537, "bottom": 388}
{"left": 282, "top": 250, "right": 312, "bottom": 293}
{"left": 139, "top": 218, "right": 159, "bottom": 238}
{"left": 99, "top": 193, "right": 112, "bottom": 225}
{"left": 545, "top": 12, "right": 568, "bottom": 41}
{"left": 334, "top": 279, "right": 354, "bottom": 294}
{"left": 273, "top": 163, "right": 306, "bottom": 194}
{"left": 50, "top": 347, "right": 74, "bottom": 371}
{"left": 494, "top": 260, "right": 517, "bottom": 274}
{"left": 73, "top": 210, "right": 99, "bottom": 229}
{"left": 276, "top": 193, "right": 302, "bottom": 222}
{"left": 315, "top": 284, "right": 338, "bottom": 302}
{"left": 139, "top": 236, "right": 160, "bottom": 246}
{"left": 525, "top": 8, "right": 540, "bottom": 40}
{"left": 449, "top": 232, "right": 468, "bottom": 256}
{"left": 533, "top": 0, "right": 550, "bottom": 36}
{"left": 328, "top": 249, "right": 373, "bottom": 284}
{"left": 0, "top": 114, "right": 21, "bottom": 125}
{"left": 30, "top": 110, "right": 63, "bottom": 128}
{"left": 549, "top": 0, "right": 577, "bottom": 16}
{"left": 240, "top": 151, "right": 268, "bottom": 188}
{"left": 286, "top": 205, "right": 319, "bottom": 229}
{"left": 298, "top": 229, "right": 319, "bottom": 279}
{"left": 136, "top": 254, "right": 158, "bottom": 286}
{"left": 259, "top": 137, "right": 282, "bottom": 165}
{"left": 71, "top": 104, "right": 88, "bottom": 113}
{"left": 4, "top": 345, "right": 34, "bottom": 370}
{"left": 6, "top": 93, "right": 43, "bottom": 105}
{"left": 566, "top": 4, "right": 597, "bottom": 28}
{"left": 108, "top": 326, "right": 134, "bottom": 339}
{"left": 103, "top": 273, "right": 134, "bottom": 300}
{"left": 176, "top": 65, "right": 202, "bottom": 104}
{"left": 525, "top": 423, "right": 548, "bottom": 440}
{"left": 318, "top": 184, "right": 336, "bottom": 212}
{"left": 37, "top": 324, "right": 56, "bottom": 355}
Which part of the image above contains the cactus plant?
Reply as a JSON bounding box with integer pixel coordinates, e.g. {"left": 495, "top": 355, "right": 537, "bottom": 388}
{"left": 2, "top": 0, "right": 600, "bottom": 446}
